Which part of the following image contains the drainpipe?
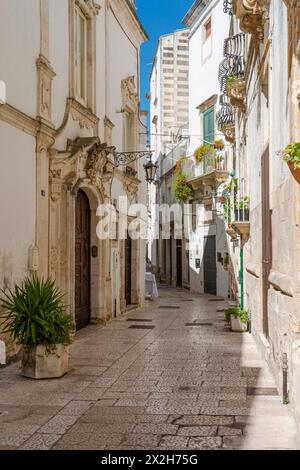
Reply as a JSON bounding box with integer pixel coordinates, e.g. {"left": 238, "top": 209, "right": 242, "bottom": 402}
{"left": 240, "top": 242, "right": 244, "bottom": 310}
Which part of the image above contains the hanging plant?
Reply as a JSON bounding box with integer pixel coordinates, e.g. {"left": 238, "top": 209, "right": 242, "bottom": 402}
{"left": 226, "top": 75, "right": 238, "bottom": 95}
{"left": 174, "top": 172, "right": 193, "bottom": 203}
{"left": 194, "top": 144, "right": 216, "bottom": 165}
{"left": 214, "top": 139, "right": 225, "bottom": 151}
{"left": 175, "top": 156, "right": 189, "bottom": 173}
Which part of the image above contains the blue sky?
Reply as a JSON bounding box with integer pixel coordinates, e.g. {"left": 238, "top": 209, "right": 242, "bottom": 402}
{"left": 136, "top": 0, "right": 194, "bottom": 112}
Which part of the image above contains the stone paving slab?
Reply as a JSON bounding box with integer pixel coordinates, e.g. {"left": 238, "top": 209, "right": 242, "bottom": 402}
{"left": 0, "top": 288, "right": 298, "bottom": 450}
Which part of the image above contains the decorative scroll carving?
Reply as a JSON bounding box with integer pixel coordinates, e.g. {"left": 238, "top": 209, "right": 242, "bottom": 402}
{"left": 123, "top": 174, "right": 140, "bottom": 201}
{"left": 121, "top": 76, "right": 139, "bottom": 113}
{"left": 36, "top": 54, "right": 56, "bottom": 125}
{"left": 68, "top": 98, "right": 99, "bottom": 130}
{"left": 50, "top": 138, "right": 115, "bottom": 203}
{"left": 229, "top": 77, "right": 247, "bottom": 111}
{"left": 233, "top": 0, "right": 270, "bottom": 40}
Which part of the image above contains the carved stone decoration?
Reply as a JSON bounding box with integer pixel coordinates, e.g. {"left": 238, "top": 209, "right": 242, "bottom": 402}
{"left": 233, "top": 0, "right": 270, "bottom": 40}
{"left": 50, "top": 247, "right": 59, "bottom": 271}
{"left": 229, "top": 77, "right": 247, "bottom": 111}
{"left": 121, "top": 76, "right": 139, "bottom": 113}
{"left": 36, "top": 54, "right": 56, "bottom": 125}
{"left": 50, "top": 137, "right": 115, "bottom": 203}
{"left": 104, "top": 116, "right": 115, "bottom": 146}
{"left": 68, "top": 98, "right": 99, "bottom": 130}
{"left": 50, "top": 169, "right": 62, "bottom": 202}
{"left": 123, "top": 175, "right": 140, "bottom": 202}
{"left": 222, "top": 122, "right": 236, "bottom": 143}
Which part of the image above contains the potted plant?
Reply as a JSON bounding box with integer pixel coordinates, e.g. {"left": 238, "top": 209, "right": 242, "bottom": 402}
{"left": 194, "top": 144, "right": 216, "bottom": 165}
{"left": 223, "top": 254, "right": 230, "bottom": 271}
{"left": 226, "top": 75, "right": 238, "bottom": 95}
{"left": 174, "top": 171, "right": 193, "bottom": 203}
{"left": 215, "top": 154, "right": 224, "bottom": 170}
{"left": 280, "top": 143, "right": 300, "bottom": 184}
{"left": 214, "top": 139, "right": 225, "bottom": 151}
{"left": 0, "top": 277, "right": 73, "bottom": 379}
{"left": 225, "top": 307, "right": 249, "bottom": 333}
{"left": 234, "top": 197, "right": 250, "bottom": 222}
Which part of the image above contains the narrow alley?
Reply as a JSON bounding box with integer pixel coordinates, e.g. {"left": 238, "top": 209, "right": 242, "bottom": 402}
{"left": 0, "top": 289, "right": 297, "bottom": 451}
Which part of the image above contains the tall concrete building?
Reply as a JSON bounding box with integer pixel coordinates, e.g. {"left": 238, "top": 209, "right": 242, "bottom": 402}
{"left": 150, "top": 28, "right": 190, "bottom": 159}
{"left": 148, "top": 28, "right": 189, "bottom": 273}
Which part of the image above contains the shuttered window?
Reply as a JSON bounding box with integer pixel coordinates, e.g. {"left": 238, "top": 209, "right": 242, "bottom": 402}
{"left": 203, "top": 106, "right": 215, "bottom": 144}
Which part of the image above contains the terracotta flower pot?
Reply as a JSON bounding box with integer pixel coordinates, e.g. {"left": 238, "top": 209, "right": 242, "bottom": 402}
{"left": 288, "top": 161, "right": 300, "bottom": 184}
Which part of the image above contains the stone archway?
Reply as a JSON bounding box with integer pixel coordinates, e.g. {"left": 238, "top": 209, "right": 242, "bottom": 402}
{"left": 49, "top": 138, "right": 114, "bottom": 326}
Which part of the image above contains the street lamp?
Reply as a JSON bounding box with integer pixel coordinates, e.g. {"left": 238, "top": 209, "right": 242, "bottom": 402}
{"left": 113, "top": 148, "right": 157, "bottom": 184}
{"left": 144, "top": 155, "right": 158, "bottom": 184}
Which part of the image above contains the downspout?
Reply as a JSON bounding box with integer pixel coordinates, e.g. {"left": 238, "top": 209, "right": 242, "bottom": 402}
{"left": 240, "top": 243, "right": 244, "bottom": 310}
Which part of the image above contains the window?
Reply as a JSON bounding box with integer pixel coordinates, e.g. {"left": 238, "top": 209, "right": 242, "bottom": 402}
{"left": 75, "top": 7, "right": 87, "bottom": 103}
{"left": 204, "top": 18, "right": 212, "bottom": 42}
{"left": 203, "top": 106, "right": 215, "bottom": 144}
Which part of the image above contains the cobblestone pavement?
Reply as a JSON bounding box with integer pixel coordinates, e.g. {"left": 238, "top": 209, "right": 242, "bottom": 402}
{"left": 0, "top": 288, "right": 298, "bottom": 450}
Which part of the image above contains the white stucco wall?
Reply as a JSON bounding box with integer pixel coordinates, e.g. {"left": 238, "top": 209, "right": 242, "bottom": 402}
{"left": 0, "top": 122, "right": 36, "bottom": 288}
{"left": 108, "top": 10, "right": 138, "bottom": 153}
{"left": 0, "top": 0, "right": 40, "bottom": 118}
{"left": 49, "top": 0, "right": 69, "bottom": 128}
{"left": 188, "top": 0, "right": 230, "bottom": 154}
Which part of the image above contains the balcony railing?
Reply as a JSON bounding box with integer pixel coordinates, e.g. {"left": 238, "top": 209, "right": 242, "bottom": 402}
{"left": 222, "top": 180, "right": 250, "bottom": 226}
{"left": 223, "top": 0, "right": 233, "bottom": 15}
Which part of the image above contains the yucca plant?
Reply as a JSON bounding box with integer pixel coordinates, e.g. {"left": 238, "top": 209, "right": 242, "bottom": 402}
{"left": 0, "top": 277, "right": 73, "bottom": 351}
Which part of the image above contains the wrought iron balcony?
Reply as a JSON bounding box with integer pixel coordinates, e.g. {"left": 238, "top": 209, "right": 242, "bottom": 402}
{"left": 218, "top": 33, "right": 247, "bottom": 113}
{"left": 222, "top": 179, "right": 250, "bottom": 243}
{"left": 223, "top": 0, "right": 233, "bottom": 15}
{"left": 216, "top": 95, "right": 236, "bottom": 143}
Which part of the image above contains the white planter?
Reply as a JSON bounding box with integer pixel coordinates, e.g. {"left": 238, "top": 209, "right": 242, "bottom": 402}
{"left": 230, "top": 315, "right": 248, "bottom": 333}
{"left": 21, "top": 344, "right": 69, "bottom": 379}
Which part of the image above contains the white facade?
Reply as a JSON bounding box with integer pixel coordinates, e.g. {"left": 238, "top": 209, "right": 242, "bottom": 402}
{"left": 183, "top": 0, "right": 231, "bottom": 297}
{"left": 0, "top": 0, "right": 148, "bottom": 361}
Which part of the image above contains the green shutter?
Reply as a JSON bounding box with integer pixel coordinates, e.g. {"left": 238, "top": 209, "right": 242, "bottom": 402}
{"left": 203, "top": 106, "right": 215, "bottom": 144}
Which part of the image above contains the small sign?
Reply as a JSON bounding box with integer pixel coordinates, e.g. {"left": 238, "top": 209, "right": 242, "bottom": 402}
{"left": 91, "top": 246, "right": 98, "bottom": 258}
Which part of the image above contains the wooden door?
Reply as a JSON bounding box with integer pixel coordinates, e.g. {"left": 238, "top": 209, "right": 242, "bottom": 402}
{"left": 261, "top": 146, "right": 272, "bottom": 338}
{"left": 75, "top": 190, "right": 91, "bottom": 330}
{"left": 125, "top": 234, "right": 132, "bottom": 306}
{"left": 204, "top": 235, "right": 217, "bottom": 295}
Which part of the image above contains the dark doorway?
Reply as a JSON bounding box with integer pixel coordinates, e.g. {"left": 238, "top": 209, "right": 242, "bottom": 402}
{"left": 75, "top": 189, "right": 91, "bottom": 330}
{"left": 125, "top": 233, "right": 132, "bottom": 306}
{"left": 204, "top": 235, "right": 217, "bottom": 295}
{"left": 176, "top": 239, "right": 182, "bottom": 287}
{"left": 261, "top": 145, "right": 272, "bottom": 338}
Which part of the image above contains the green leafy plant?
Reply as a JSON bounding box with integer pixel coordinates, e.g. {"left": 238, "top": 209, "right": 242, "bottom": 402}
{"left": 194, "top": 144, "right": 216, "bottom": 164}
{"left": 223, "top": 254, "right": 230, "bottom": 267}
{"left": 0, "top": 277, "right": 73, "bottom": 351}
{"left": 235, "top": 196, "right": 250, "bottom": 210}
{"left": 223, "top": 195, "right": 232, "bottom": 223}
{"left": 174, "top": 172, "right": 193, "bottom": 203}
{"left": 224, "top": 307, "right": 249, "bottom": 325}
{"left": 175, "top": 156, "right": 189, "bottom": 173}
{"left": 226, "top": 75, "right": 238, "bottom": 94}
{"left": 282, "top": 143, "right": 300, "bottom": 169}
{"left": 214, "top": 139, "right": 225, "bottom": 151}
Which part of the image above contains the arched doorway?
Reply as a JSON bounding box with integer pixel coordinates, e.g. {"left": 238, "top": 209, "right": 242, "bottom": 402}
{"left": 75, "top": 189, "right": 91, "bottom": 330}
